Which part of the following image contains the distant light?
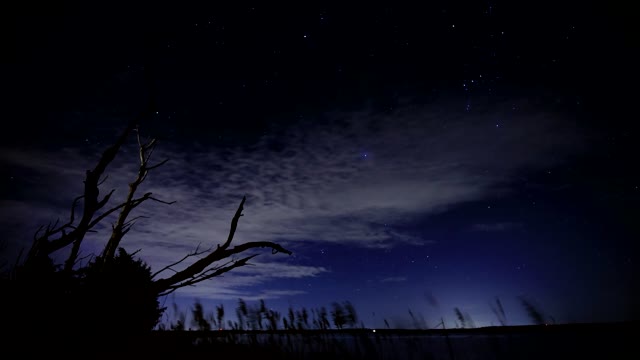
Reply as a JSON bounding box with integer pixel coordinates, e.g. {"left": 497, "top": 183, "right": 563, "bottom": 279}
{"left": 372, "top": 329, "right": 376, "bottom": 333}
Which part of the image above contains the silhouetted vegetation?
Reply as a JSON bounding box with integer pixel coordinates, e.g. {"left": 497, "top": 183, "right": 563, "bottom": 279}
{"left": 0, "top": 117, "right": 291, "bottom": 354}
{"left": 147, "top": 297, "right": 636, "bottom": 359}
{"left": 518, "top": 296, "right": 546, "bottom": 325}
{"left": 490, "top": 297, "right": 508, "bottom": 326}
{"left": 0, "top": 97, "right": 633, "bottom": 359}
{"left": 453, "top": 307, "right": 475, "bottom": 329}
{"left": 330, "top": 301, "right": 359, "bottom": 329}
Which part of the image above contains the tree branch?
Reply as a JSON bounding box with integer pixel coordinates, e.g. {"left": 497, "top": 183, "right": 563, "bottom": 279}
{"left": 151, "top": 243, "right": 212, "bottom": 279}
{"left": 157, "top": 254, "right": 259, "bottom": 296}
{"left": 97, "top": 175, "right": 109, "bottom": 187}
{"left": 95, "top": 189, "right": 116, "bottom": 211}
{"left": 101, "top": 129, "right": 172, "bottom": 262}
{"left": 23, "top": 62, "right": 158, "bottom": 270}
{"left": 153, "top": 196, "right": 292, "bottom": 293}
{"left": 146, "top": 158, "right": 169, "bottom": 171}
{"left": 147, "top": 196, "right": 176, "bottom": 205}
{"left": 88, "top": 202, "right": 128, "bottom": 229}
{"left": 24, "top": 118, "right": 139, "bottom": 269}
{"left": 222, "top": 196, "right": 246, "bottom": 250}
{"left": 184, "top": 258, "right": 235, "bottom": 283}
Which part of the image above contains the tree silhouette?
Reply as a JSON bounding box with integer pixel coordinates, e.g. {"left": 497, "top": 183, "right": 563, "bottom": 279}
{"left": 1, "top": 112, "right": 292, "bottom": 352}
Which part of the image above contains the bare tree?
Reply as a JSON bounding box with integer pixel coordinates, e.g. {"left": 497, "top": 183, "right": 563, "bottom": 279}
{"left": 21, "top": 117, "right": 291, "bottom": 291}
{"left": 25, "top": 117, "right": 140, "bottom": 272}
{"left": 5, "top": 109, "right": 292, "bottom": 348}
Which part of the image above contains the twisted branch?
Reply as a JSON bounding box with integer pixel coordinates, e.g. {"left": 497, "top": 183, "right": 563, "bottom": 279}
{"left": 153, "top": 196, "right": 292, "bottom": 293}
{"left": 102, "top": 126, "right": 171, "bottom": 262}
{"left": 151, "top": 243, "right": 213, "bottom": 279}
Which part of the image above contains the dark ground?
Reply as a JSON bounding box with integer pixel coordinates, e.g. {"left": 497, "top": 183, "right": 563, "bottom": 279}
{"left": 113, "top": 322, "right": 638, "bottom": 359}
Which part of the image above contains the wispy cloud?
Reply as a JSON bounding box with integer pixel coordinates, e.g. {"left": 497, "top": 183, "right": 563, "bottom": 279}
{"left": 0, "top": 100, "right": 583, "bottom": 299}
{"left": 163, "top": 259, "right": 328, "bottom": 301}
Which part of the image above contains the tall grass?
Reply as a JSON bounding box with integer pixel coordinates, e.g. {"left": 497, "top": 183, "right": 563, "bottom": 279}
{"left": 149, "top": 295, "right": 587, "bottom": 359}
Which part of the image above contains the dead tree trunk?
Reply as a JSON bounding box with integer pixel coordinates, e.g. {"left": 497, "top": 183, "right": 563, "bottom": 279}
{"left": 21, "top": 117, "right": 291, "bottom": 300}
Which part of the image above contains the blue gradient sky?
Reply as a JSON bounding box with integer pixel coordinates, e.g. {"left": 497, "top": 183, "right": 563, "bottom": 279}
{"left": 1, "top": 1, "right": 637, "bottom": 328}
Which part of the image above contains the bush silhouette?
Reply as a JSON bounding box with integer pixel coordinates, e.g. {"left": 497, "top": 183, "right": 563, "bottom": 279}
{"left": 77, "top": 248, "right": 164, "bottom": 335}
{"left": 2, "top": 248, "right": 162, "bottom": 352}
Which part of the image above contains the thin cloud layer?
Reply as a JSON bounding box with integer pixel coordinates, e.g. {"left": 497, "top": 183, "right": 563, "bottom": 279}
{"left": 0, "top": 100, "right": 583, "bottom": 300}
{"left": 159, "top": 258, "right": 328, "bottom": 301}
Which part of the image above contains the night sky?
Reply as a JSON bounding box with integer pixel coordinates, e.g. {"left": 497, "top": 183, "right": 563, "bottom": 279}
{"left": 1, "top": 1, "right": 638, "bottom": 328}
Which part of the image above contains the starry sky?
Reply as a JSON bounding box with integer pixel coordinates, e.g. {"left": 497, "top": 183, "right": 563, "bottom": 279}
{"left": 1, "top": 1, "right": 638, "bottom": 328}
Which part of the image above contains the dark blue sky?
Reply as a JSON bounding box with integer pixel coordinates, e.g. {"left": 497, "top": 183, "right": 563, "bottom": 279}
{"left": 1, "top": 1, "right": 637, "bottom": 328}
